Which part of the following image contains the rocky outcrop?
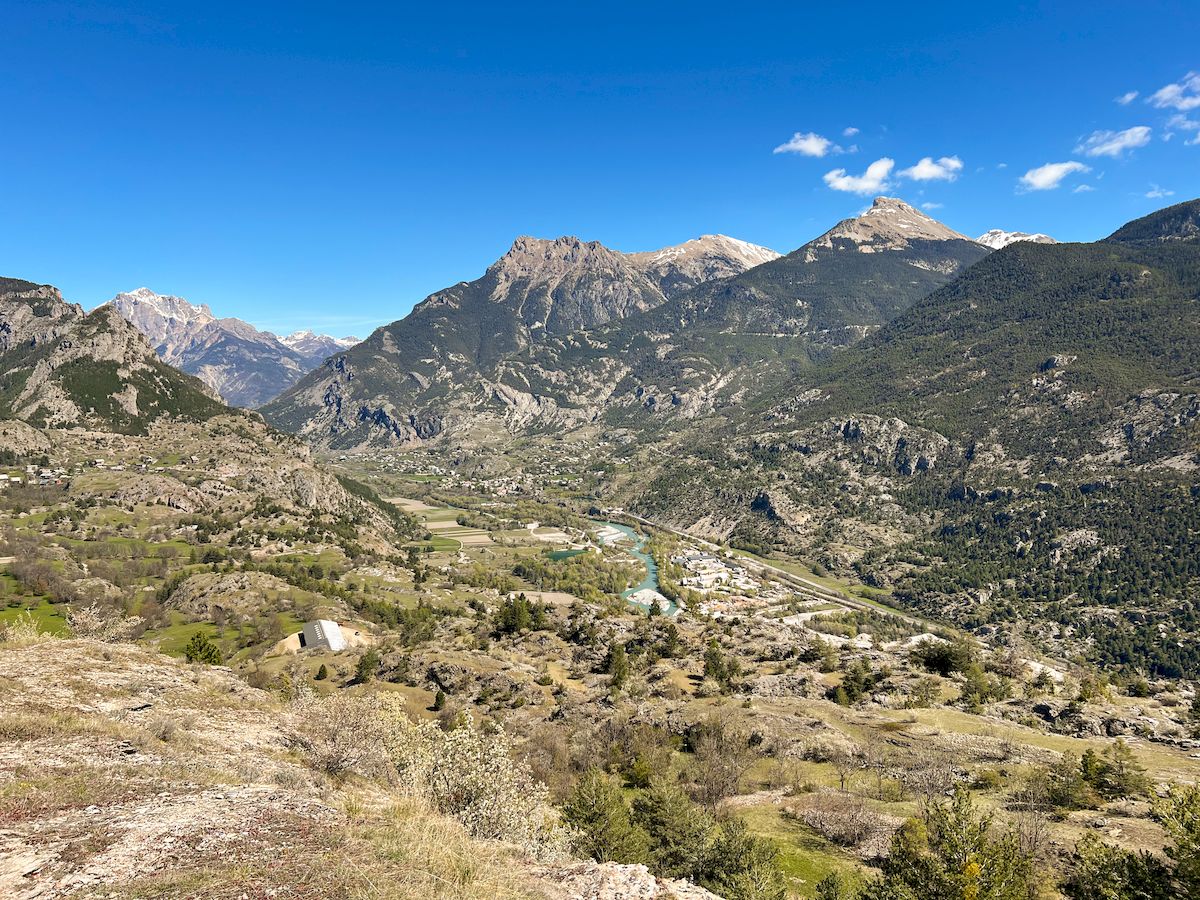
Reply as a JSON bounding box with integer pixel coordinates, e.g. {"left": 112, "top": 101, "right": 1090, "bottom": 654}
{"left": 0, "top": 279, "right": 80, "bottom": 352}
{"left": 0, "top": 419, "right": 51, "bottom": 456}
{"left": 538, "top": 862, "right": 724, "bottom": 900}
{"left": 163, "top": 571, "right": 329, "bottom": 621}
{"left": 100, "top": 473, "right": 209, "bottom": 513}
{"left": 831, "top": 416, "right": 952, "bottom": 474}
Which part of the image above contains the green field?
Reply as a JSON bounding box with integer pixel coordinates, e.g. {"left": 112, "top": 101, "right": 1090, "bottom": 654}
{"left": 0, "top": 599, "right": 71, "bottom": 636}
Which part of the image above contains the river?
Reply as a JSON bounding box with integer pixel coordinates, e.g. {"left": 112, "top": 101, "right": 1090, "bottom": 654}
{"left": 592, "top": 520, "right": 678, "bottom": 616}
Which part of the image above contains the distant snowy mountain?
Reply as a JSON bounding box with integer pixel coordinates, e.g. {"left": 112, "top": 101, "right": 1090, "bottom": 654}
{"left": 107, "top": 289, "right": 356, "bottom": 408}
{"left": 975, "top": 229, "right": 1057, "bottom": 250}
{"left": 280, "top": 330, "right": 360, "bottom": 366}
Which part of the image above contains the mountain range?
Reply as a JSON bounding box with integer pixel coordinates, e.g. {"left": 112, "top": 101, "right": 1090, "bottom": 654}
{"left": 260, "top": 198, "right": 991, "bottom": 446}
{"left": 107, "top": 288, "right": 357, "bottom": 408}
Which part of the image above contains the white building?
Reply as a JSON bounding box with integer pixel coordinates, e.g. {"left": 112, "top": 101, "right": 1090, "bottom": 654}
{"left": 300, "top": 619, "right": 347, "bottom": 652}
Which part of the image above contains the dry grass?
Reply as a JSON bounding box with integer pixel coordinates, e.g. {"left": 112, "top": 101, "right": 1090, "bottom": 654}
{"left": 0, "top": 707, "right": 132, "bottom": 742}
{"left": 103, "top": 796, "right": 544, "bottom": 900}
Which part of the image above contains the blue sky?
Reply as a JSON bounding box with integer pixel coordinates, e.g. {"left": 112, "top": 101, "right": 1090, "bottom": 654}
{"left": 2, "top": 1, "right": 1198, "bottom": 335}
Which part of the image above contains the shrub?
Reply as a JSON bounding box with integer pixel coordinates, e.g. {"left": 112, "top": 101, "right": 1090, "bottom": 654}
{"left": 287, "top": 693, "right": 399, "bottom": 780}
{"left": 67, "top": 603, "right": 144, "bottom": 642}
{"left": 0, "top": 611, "right": 59, "bottom": 646}
{"left": 415, "top": 713, "right": 568, "bottom": 858}
{"left": 792, "top": 793, "right": 888, "bottom": 848}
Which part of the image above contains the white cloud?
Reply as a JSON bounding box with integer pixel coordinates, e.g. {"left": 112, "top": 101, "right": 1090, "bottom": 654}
{"left": 1167, "top": 113, "right": 1200, "bottom": 145}
{"left": 1019, "top": 161, "right": 1091, "bottom": 191}
{"left": 823, "top": 157, "right": 895, "bottom": 194}
{"left": 1073, "top": 184, "right": 1096, "bottom": 193}
{"left": 899, "top": 155, "right": 964, "bottom": 181}
{"left": 1074, "top": 126, "right": 1152, "bottom": 158}
{"left": 1148, "top": 72, "right": 1200, "bottom": 111}
{"left": 774, "top": 131, "right": 840, "bottom": 157}
{"left": 996, "top": 162, "right": 1008, "bottom": 169}
{"left": 843, "top": 126, "right": 859, "bottom": 137}
{"left": 1116, "top": 91, "right": 1138, "bottom": 105}
{"left": 1145, "top": 184, "right": 1175, "bottom": 199}
{"left": 921, "top": 202, "right": 944, "bottom": 210}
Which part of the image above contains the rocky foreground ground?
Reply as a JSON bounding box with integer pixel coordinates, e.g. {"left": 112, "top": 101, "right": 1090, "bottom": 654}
{"left": 0, "top": 637, "right": 717, "bottom": 900}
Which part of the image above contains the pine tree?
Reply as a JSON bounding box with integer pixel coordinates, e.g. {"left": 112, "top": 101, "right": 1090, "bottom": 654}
{"left": 870, "top": 787, "right": 1035, "bottom": 900}
{"left": 314, "top": 663, "right": 328, "bottom": 681}
{"left": 632, "top": 780, "right": 715, "bottom": 879}
{"left": 183, "top": 631, "right": 221, "bottom": 665}
{"left": 699, "top": 817, "right": 787, "bottom": 900}
{"left": 563, "top": 768, "right": 649, "bottom": 864}
{"left": 355, "top": 649, "right": 381, "bottom": 683}
{"left": 606, "top": 642, "right": 630, "bottom": 691}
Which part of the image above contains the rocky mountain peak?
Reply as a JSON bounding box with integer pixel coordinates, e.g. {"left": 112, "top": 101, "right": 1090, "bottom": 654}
{"left": 809, "top": 197, "right": 972, "bottom": 252}
{"left": 113, "top": 287, "right": 214, "bottom": 323}
{"left": 280, "top": 330, "right": 359, "bottom": 357}
{"left": 630, "top": 234, "right": 780, "bottom": 268}
{"left": 109, "top": 288, "right": 215, "bottom": 349}
{"left": 975, "top": 229, "right": 1057, "bottom": 250}
{"left": 478, "top": 235, "right": 665, "bottom": 330}
{"left": 105, "top": 288, "right": 365, "bottom": 407}
{"left": 488, "top": 235, "right": 630, "bottom": 282}
{"left": 0, "top": 276, "right": 226, "bottom": 431}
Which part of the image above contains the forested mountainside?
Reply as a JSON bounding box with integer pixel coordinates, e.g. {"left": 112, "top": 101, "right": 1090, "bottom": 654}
{"left": 627, "top": 199, "right": 1200, "bottom": 677}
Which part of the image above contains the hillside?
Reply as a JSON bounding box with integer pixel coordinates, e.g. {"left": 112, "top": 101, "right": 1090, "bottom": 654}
{"left": 109, "top": 288, "right": 358, "bottom": 408}
{"left": 1, "top": 637, "right": 717, "bottom": 899}
{"left": 621, "top": 200, "right": 1199, "bottom": 676}
{"left": 0, "top": 279, "right": 227, "bottom": 434}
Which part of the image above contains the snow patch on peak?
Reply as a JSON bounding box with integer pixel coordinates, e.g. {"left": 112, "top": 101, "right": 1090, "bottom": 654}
{"left": 280, "top": 330, "right": 359, "bottom": 354}
{"left": 628, "top": 234, "right": 780, "bottom": 270}
{"left": 975, "top": 229, "right": 1057, "bottom": 250}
